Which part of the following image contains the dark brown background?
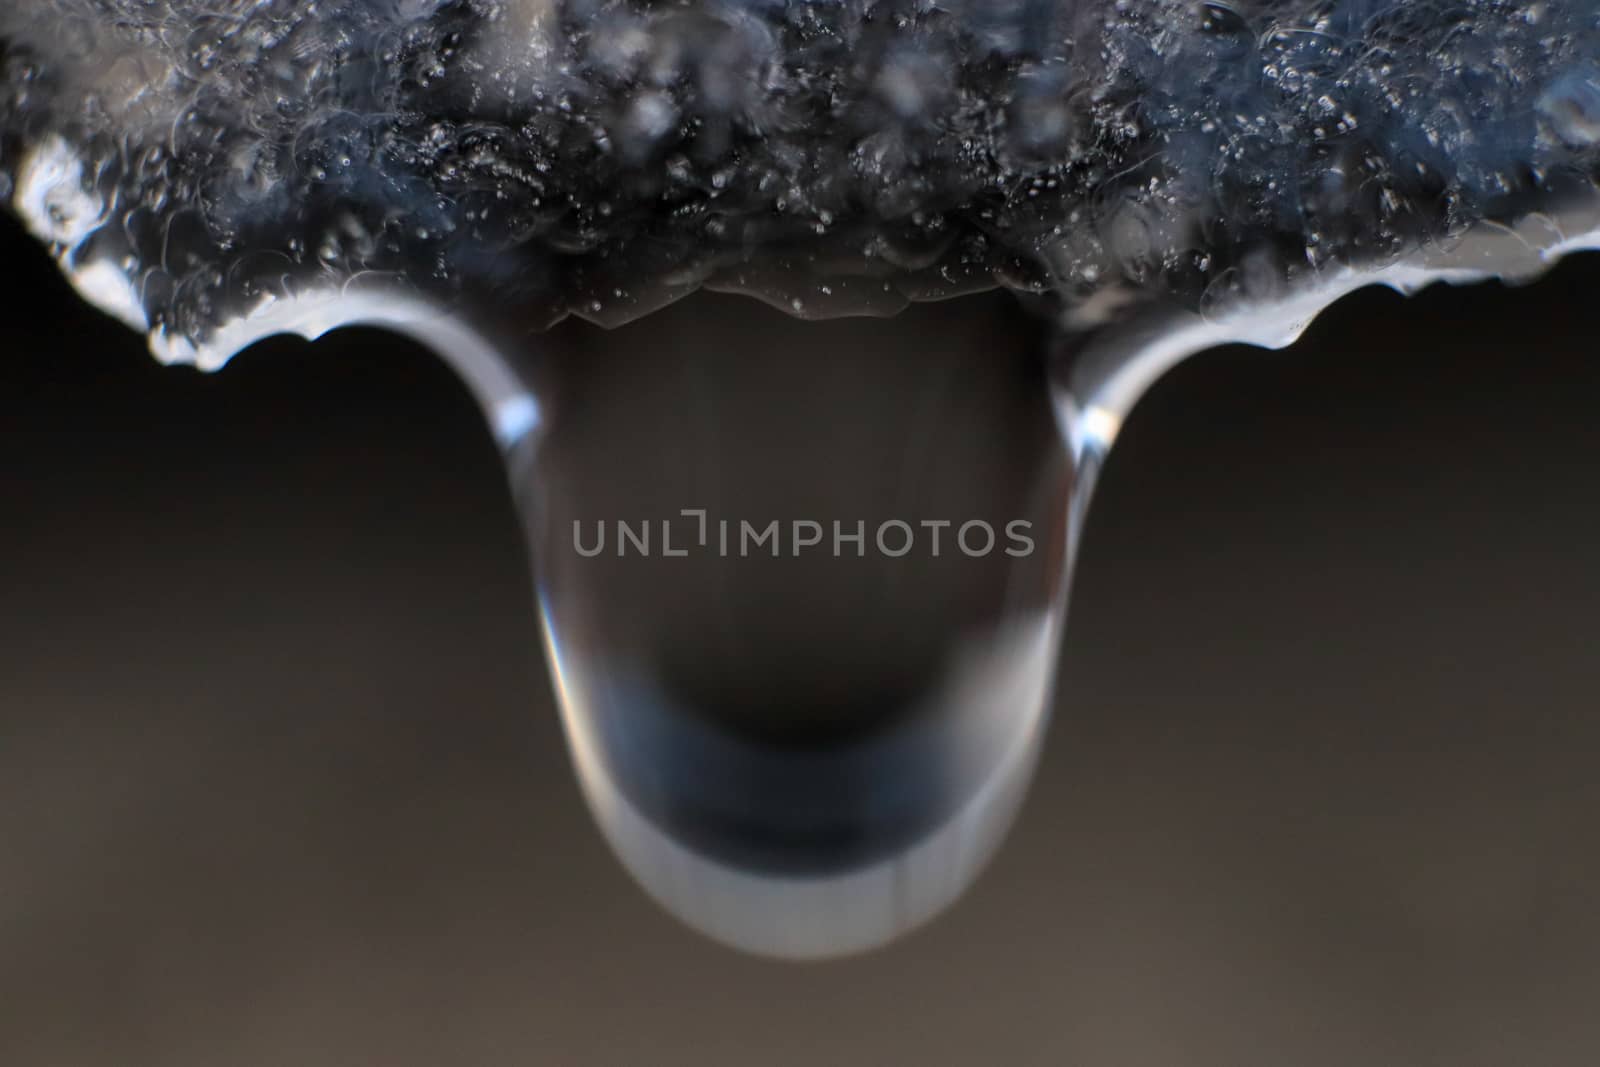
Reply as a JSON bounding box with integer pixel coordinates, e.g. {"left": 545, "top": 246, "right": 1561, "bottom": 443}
{"left": 4, "top": 212, "right": 1600, "bottom": 1065}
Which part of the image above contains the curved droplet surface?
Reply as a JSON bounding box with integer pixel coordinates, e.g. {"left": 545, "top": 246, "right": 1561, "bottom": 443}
{"left": 512, "top": 291, "right": 1076, "bottom": 957}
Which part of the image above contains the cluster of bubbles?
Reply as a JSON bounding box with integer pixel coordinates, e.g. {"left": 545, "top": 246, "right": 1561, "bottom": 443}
{"left": 3, "top": 0, "right": 1600, "bottom": 350}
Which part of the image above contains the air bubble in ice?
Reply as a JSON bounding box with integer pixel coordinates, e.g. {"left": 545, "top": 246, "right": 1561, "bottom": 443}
{"left": 1540, "top": 68, "right": 1600, "bottom": 147}
{"left": 14, "top": 134, "right": 99, "bottom": 247}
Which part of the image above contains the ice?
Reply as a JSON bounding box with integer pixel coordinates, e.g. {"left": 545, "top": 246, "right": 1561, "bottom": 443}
{"left": 2, "top": 1, "right": 1598, "bottom": 350}
{"left": 13, "top": 133, "right": 100, "bottom": 248}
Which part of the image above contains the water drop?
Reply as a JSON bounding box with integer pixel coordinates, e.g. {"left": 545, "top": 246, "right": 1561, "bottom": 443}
{"left": 155, "top": 188, "right": 1600, "bottom": 956}
{"left": 8, "top": 0, "right": 1600, "bottom": 960}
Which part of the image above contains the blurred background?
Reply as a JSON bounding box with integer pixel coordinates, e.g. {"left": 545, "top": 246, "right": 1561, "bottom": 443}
{"left": 4, "top": 211, "right": 1600, "bottom": 1065}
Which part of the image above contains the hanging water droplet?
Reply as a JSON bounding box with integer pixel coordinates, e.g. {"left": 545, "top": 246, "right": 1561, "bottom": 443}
{"left": 9, "top": 0, "right": 1600, "bottom": 959}
{"left": 505, "top": 291, "right": 1077, "bottom": 957}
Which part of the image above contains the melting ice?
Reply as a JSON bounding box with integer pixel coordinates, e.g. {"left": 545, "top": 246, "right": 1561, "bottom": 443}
{"left": 4, "top": 0, "right": 1600, "bottom": 957}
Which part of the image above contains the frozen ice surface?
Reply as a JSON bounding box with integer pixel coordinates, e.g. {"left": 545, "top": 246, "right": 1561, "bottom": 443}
{"left": 4, "top": 0, "right": 1600, "bottom": 353}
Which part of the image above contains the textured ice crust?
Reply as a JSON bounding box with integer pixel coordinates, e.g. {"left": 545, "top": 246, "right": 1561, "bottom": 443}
{"left": 3, "top": 0, "right": 1600, "bottom": 354}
